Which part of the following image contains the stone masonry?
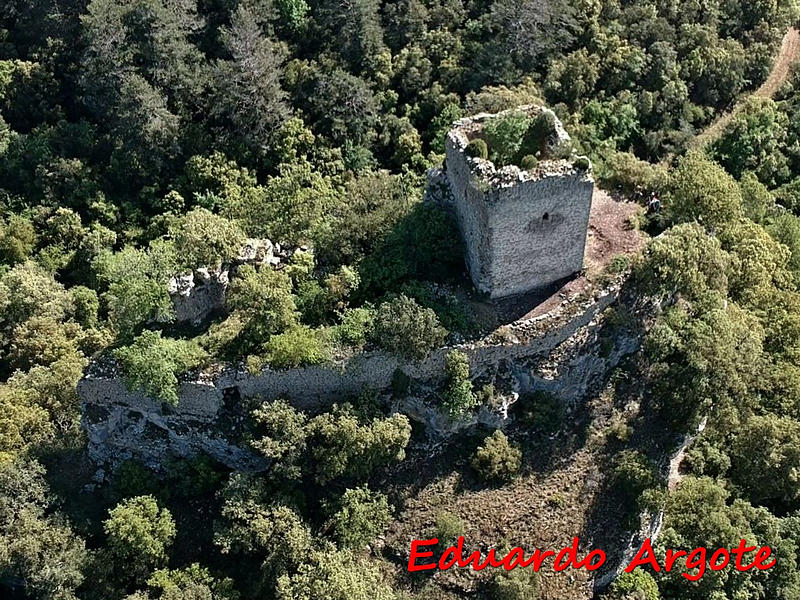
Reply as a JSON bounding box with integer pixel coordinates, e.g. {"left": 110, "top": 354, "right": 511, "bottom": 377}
{"left": 445, "top": 106, "right": 594, "bottom": 298}
{"left": 80, "top": 282, "right": 636, "bottom": 471}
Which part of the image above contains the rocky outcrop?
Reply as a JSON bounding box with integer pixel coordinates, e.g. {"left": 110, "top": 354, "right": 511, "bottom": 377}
{"left": 166, "top": 238, "right": 283, "bottom": 325}
{"left": 168, "top": 267, "right": 229, "bottom": 325}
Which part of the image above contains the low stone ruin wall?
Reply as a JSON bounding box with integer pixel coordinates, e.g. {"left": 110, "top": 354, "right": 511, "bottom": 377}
{"left": 80, "top": 286, "right": 633, "bottom": 472}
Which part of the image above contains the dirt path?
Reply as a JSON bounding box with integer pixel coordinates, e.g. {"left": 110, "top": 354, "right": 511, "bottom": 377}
{"left": 689, "top": 27, "right": 800, "bottom": 151}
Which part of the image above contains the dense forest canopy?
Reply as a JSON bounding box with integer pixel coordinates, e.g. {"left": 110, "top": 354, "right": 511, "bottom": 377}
{"left": 4, "top": 0, "right": 800, "bottom": 598}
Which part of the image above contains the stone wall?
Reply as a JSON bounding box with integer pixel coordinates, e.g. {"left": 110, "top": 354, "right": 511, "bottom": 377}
{"left": 80, "top": 285, "right": 637, "bottom": 472}
{"left": 445, "top": 107, "right": 594, "bottom": 298}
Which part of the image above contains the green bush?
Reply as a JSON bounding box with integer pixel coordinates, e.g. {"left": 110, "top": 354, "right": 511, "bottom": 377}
{"left": 434, "top": 511, "right": 465, "bottom": 545}
{"left": 519, "top": 154, "right": 538, "bottom": 170}
{"left": 307, "top": 411, "right": 411, "bottom": 483}
{"left": 442, "top": 350, "right": 477, "bottom": 417}
{"left": 329, "top": 486, "right": 392, "bottom": 550}
{"left": 371, "top": 295, "right": 447, "bottom": 359}
{"left": 490, "top": 568, "right": 540, "bottom": 600}
{"left": 484, "top": 112, "right": 533, "bottom": 166}
{"left": 264, "top": 326, "right": 331, "bottom": 368}
{"left": 169, "top": 207, "right": 245, "bottom": 269}
{"left": 70, "top": 285, "right": 100, "bottom": 329}
{"left": 613, "top": 450, "right": 658, "bottom": 508}
{"left": 114, "top": 331, "right": 207, "bottom": 405}
{"left": 518, "top": 109, "right": 556, "bottom": 159}
{"left": 465, "top": 138, "right": 489, "bottom": 159}
{"left": 574, "top": 156, "right": 591, "bottom": 171}
{"left": 335, "top": 306, "right": 375, "bottom": 347}
{"left": 603, "top": 570, "right": 660, "bottom": 600}
{"left": 471, "top": 430, "right": 522, "bottom": 482}
{"left": 104, "top": 495, "right": 176, "bottom": 579}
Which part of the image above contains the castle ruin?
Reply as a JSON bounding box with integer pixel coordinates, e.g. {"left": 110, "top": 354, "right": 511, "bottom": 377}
{"left": 445, "top": 106, "right": 594, "bottom": 299}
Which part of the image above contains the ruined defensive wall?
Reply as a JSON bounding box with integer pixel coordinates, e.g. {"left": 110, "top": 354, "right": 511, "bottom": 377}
{"left": 445, "top": 107, "right": 594, "bottom": 299}
{"left": 80, "top": 283, "right": 634, "bottom": 472}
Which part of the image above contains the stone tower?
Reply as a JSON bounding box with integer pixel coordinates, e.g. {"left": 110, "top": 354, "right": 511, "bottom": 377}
{"left": 445, "top": 106, "right": 594, "bottom": 299}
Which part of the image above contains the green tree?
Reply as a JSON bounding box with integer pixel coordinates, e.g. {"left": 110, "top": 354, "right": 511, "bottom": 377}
{"left": 104, "top": 495, "right": 176, "bottom": 579}
{"left": 95, "top": 242, "right": 179, "bottom": 338}
{"left": 490, "top": 0, "right": 577, "bottom": 71}
{"left": 471, "top": 430, "right": 522, "bottom": 483}
{"left": 316, "top": 0, "right": 385, "bottom": 73}
{"left": 276, "top": 550, "right": 397, "bottom": 600}
{"left": 603, "top": 570, "right": 659, "bottom": 600}
{"left": 214, "top": 474, "right": 312, "bottom": 586}
{"left": 227, "top": 265, "right": 299, "bottom": 350}
{"left": 214, "top": 6, "right": 290, "bottom": 153}
{"left": 635, "top": 223, "right": 730, "bottom": 304}
{"left": 0, "top": 459, "right": 86, "bottom": 600}
{"left": 731, "top": 414, "right": 800, "bottom": 507}
{"left": 0, "top": 214, "right": 36, "bottom": 265}
{"left": 146, "top": 563, "right": 238, "bottom": 600}
{"left": 712, "top": 97, "right": 790, "bottom": 187}
{"left": 739, "top": 171, "right": 775, "bottom": 223}
{"left": 307, "top": 409, "right": 411, "bottom": 483}
{"left": 328, "top": 486, "right": 392, "bottom": 550}
{"left": 612, "top": 450, "right": 658, "bottom": 510}
{"left": 250, "top": 399, "right": 308, "bottom": 480}
{"left": 113, "top": 331, "right": 207, "bottom": 405}
{"left": 169, "top": 208, "right": 245, "bottom": 269}
{"left": 371, "top": 295, "right": 446, "bottom": 359}
{"left": 442, "top": 350, "right": 477, "bottom": 417}
{"left": 666, "top": 151, "right": 744, "bottom": 229}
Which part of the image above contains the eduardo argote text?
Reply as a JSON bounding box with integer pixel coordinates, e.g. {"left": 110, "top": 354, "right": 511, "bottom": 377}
{"left": 408, "top": 537, "right": 776, "bottom": 581}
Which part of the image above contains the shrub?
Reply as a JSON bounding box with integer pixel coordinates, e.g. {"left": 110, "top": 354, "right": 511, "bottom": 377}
{"left": 776, "top": 177, "right": 800, "bottom": 213}
{"left": 371, "top": 295, "right": 447, "bottom": 359}
{"left": 574, "top": 156, "right": 591, "bottom": 171}
{"left": 169, "top": 207, "right": 245, "bottom": 269}
{"left": 519, "top": 154, "right": 538, "bottom": 170}
{"left": 613, "top": 450, "right": 658, "bottom": 508}
{"left": 329, "top": 486, "right": 392, "bottom": 550}
{"left": 667, "top": 151, "right": 743, "bottom": 228}
{"left": 518, "top": 109, "right": 556, "bottom": 158}
{"left": 434, "top": 511, "right": 465, "bottom": 545}
{"left": 0, "top": 214, "right": 36, "bottom": 265}
{"left": 603, "top": 570, "right": 660, "bottom": 600}
{"left": 264, "top": 326, "right": 331, "bottom": 368}
{"left": 113, "top": 331, "right": 207, "bottom": 405}
{"left": 170, "top": 208, "right": 245, "bottom": 269}
{"left": 465, "top": 138, "right": 489, "bottom": 159}
{"left": 442, "top": 350, "right": 477, "bottom": 418}
{"left": 490, "top": 568, "right": 540, "bottom": 600}
{"left": 484, "top": 112, "right": 532, "bottom": 166}
{"left": 70, "top": 285, "right": 99, "bottom": 329}
{"left": 471, "top": 430, "right": 522, "bottom": 482}
{"left": 600, "top": 150, "right": 668, "bottom": 196}
{"left": 307, "top": 411, "right": 412, "bottom": 483}
{"left": 104, "top": 495, "right": 176, "bottom": 578}
{"left": 335, "top": 306, "right": 375, "bottom": 347}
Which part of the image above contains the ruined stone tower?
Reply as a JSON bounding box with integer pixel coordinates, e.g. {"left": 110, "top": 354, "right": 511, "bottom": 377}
{"left": 445, "top": 106, "right": 594, "bottom": 299}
